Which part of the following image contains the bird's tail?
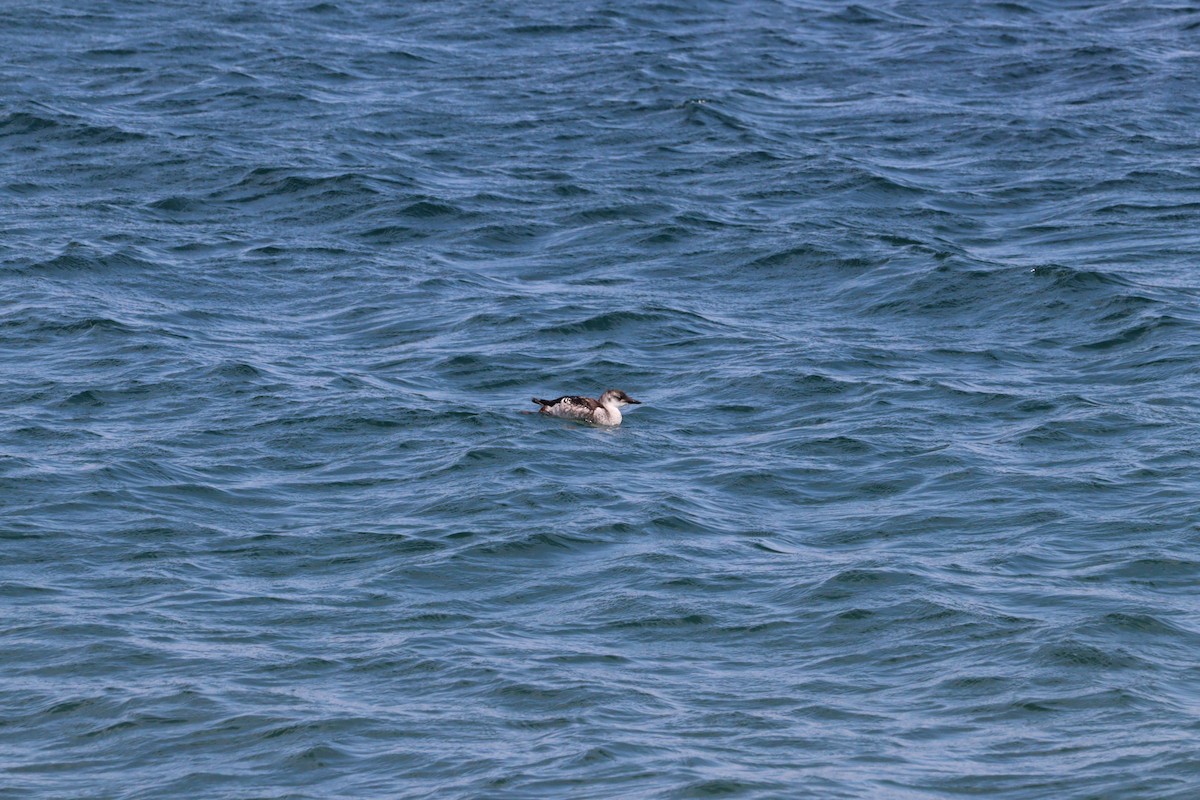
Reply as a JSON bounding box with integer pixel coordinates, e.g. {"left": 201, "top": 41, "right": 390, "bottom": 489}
{"left": 532, "top": 397, "right": 550, "bottom": 406}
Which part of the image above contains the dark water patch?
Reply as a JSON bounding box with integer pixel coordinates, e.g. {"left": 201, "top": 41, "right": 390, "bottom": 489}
{"left": 211, "top": 168, "right": 386, "bottom": 205}
{"left": 0, "top": 110, "right": 147, "bottom": 146}
{"left": 1036, "top": 640, "right": 1141, "bottom": 670}
{"left": 145, "top": 195, "right": 209, "bottom": 214}
{"left": 17, "top": 247, "right": 159, "bottom": 277}
{"left": 1029, "top": 262, "right": 1136, "bottom": 290}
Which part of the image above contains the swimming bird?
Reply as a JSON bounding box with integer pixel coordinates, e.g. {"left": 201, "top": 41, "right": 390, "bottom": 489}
{"left": 531, "top": 389, "right": 641, "bottom": 426}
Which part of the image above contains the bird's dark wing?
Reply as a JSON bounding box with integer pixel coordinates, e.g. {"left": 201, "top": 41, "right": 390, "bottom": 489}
{"left": 536, "top": 395, "right": 599, "bottom": 419}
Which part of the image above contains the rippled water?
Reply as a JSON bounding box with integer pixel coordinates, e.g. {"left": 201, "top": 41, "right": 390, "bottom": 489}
{"left": 4, "top": 1, "right": 1200, "bottom": 797}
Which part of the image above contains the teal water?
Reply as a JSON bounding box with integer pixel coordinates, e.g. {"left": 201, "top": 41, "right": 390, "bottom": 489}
{"left": 3, "top": 1, "right": 1200, "bottom": 797}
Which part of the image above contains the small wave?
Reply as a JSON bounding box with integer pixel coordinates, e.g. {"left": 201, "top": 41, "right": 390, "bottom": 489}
{"left": 0, "top": 109, "right": 147, "bottom": 146}
{"left": 21, "top": 246, "right": 159, "bottom": 276}
{"left": 211, "top": 168, "right": 384, "bottom": 204}
{"left": 1029, "top": 263, "right": 1135, "bottom": 290}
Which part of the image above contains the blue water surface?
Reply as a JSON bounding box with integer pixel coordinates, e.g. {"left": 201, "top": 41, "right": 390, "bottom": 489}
{"left": 3, "top": 1, "right": 1200, "bottom": 797}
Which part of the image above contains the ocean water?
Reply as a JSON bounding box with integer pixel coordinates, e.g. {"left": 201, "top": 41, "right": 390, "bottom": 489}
{"left": 3, "top": 1, "right": 1200, "bottom": 797}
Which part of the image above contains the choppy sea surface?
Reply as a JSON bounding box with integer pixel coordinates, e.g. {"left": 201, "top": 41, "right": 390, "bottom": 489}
{"left": 4, "top": 1, "right": 1200, "bottom": 797}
